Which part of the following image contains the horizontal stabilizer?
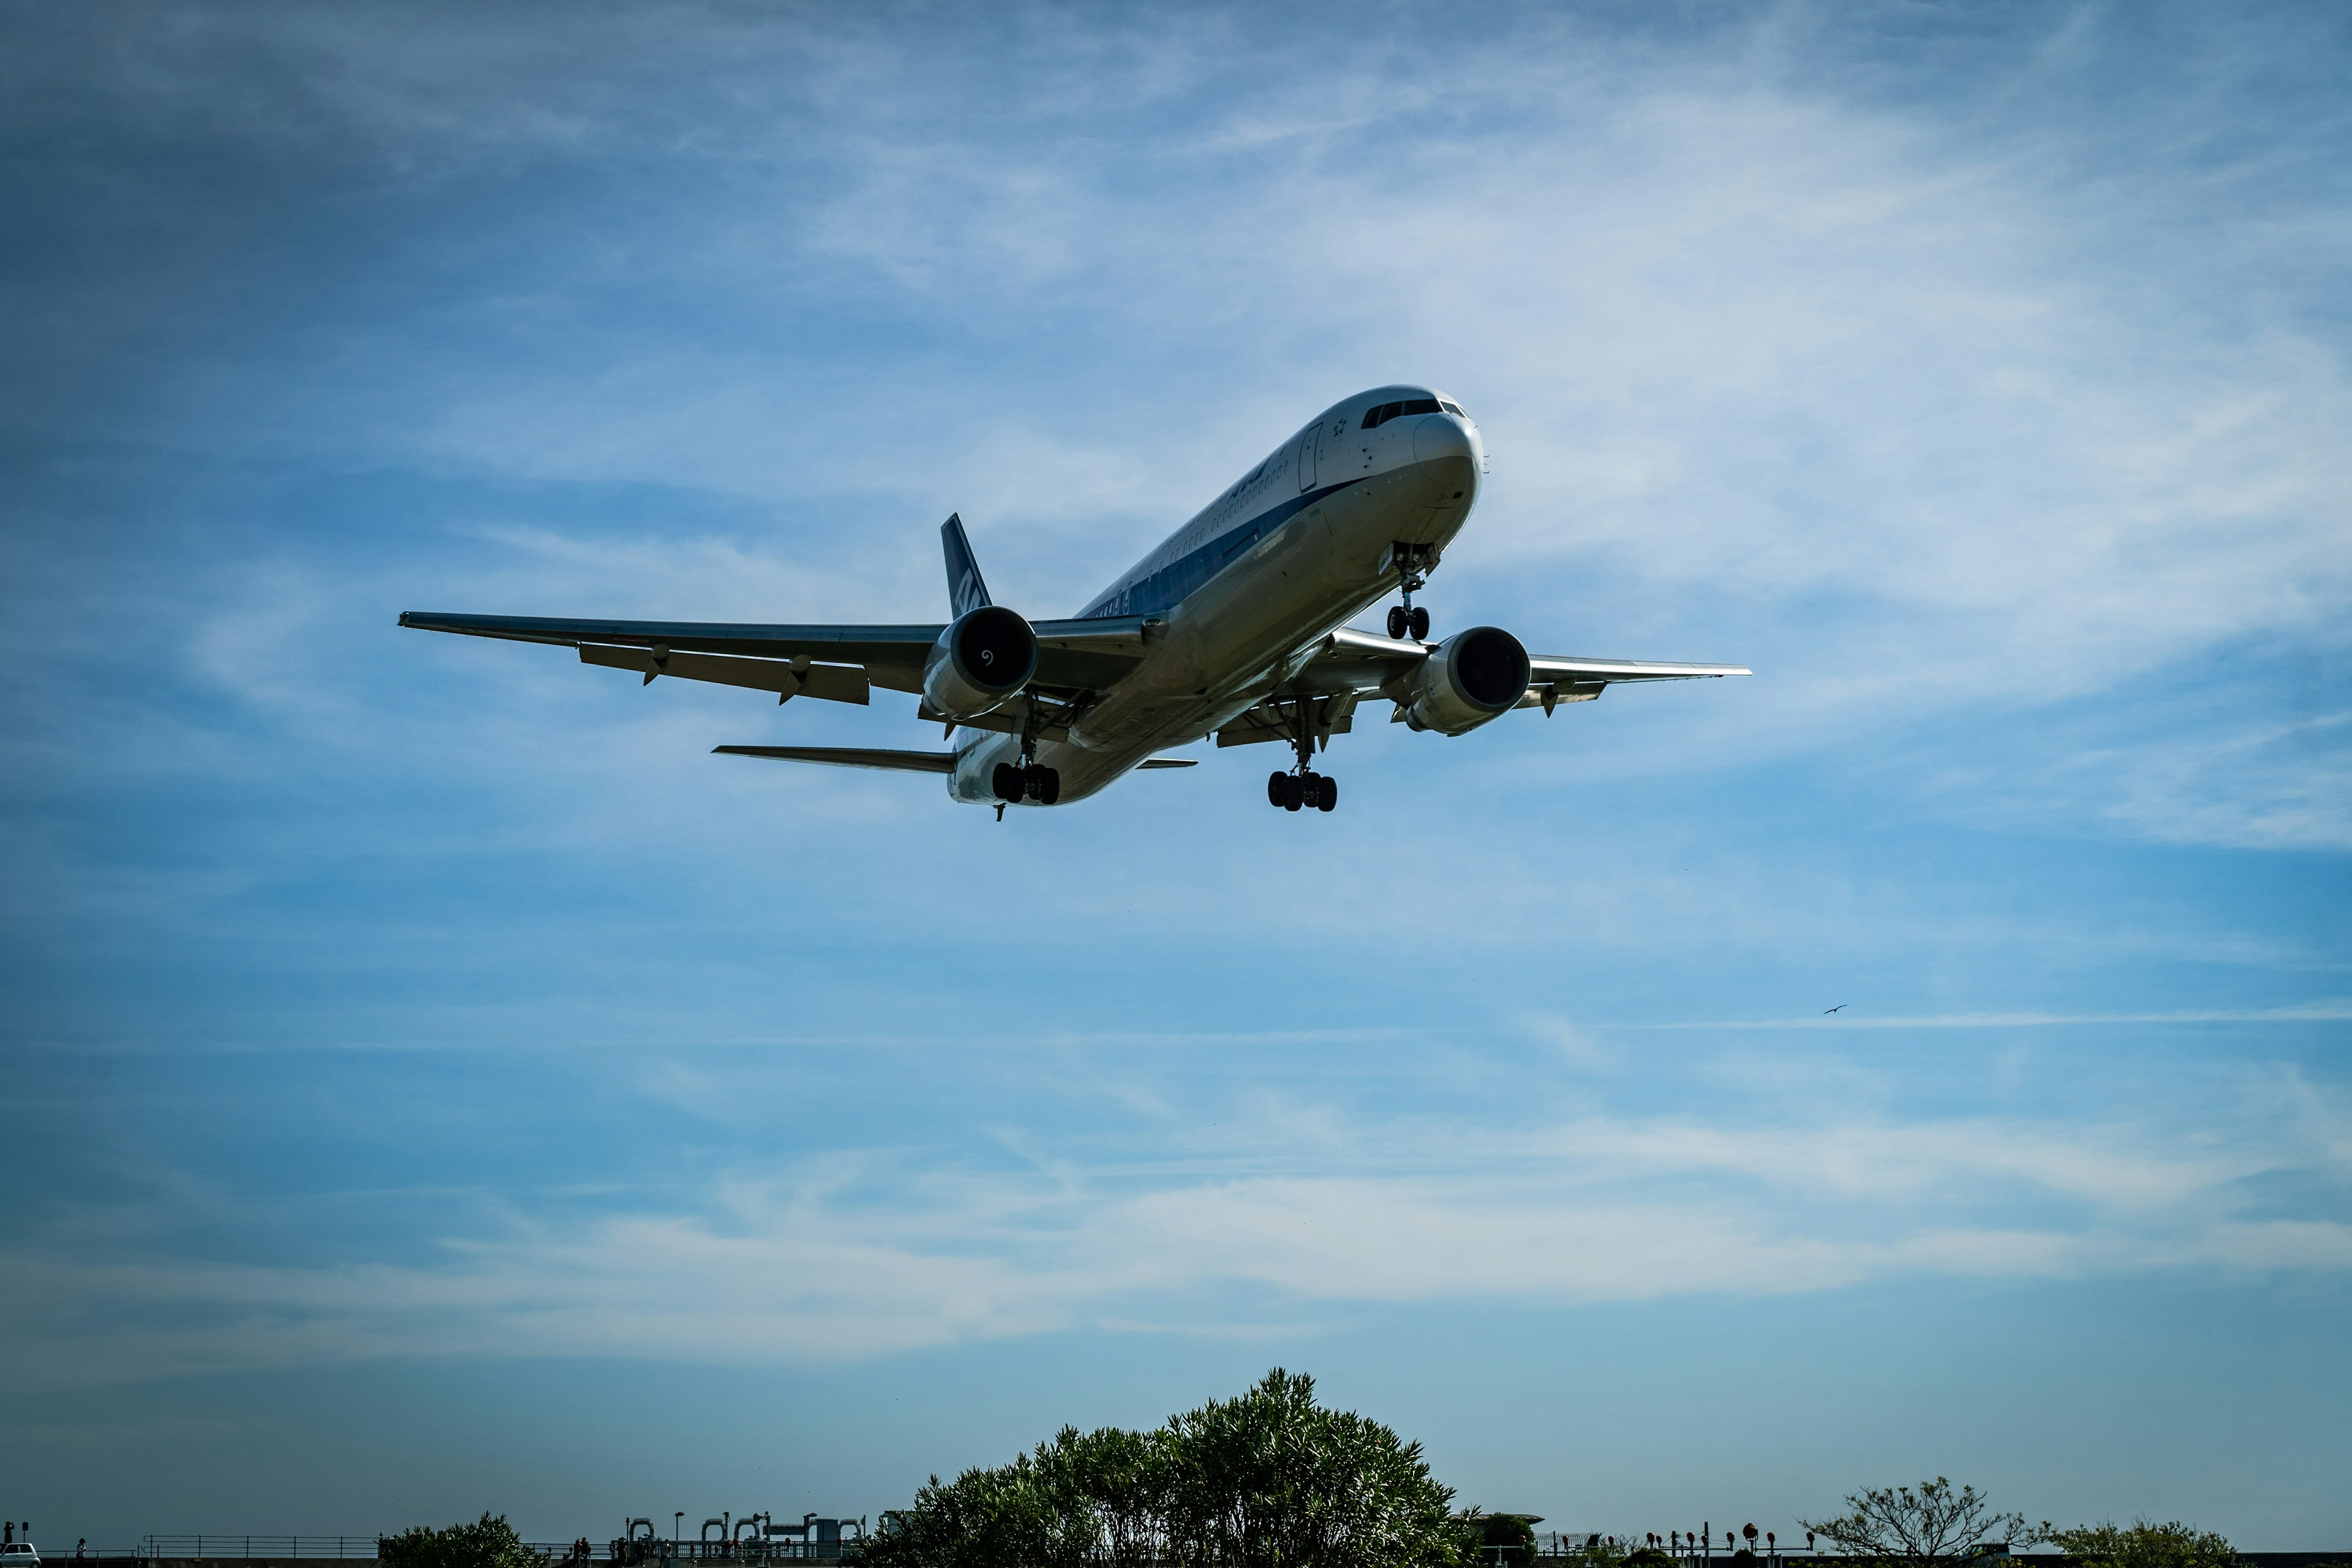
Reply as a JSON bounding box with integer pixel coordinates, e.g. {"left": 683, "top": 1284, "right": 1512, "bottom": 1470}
{"left": 714, "top": 745, "right": 955, "bottom": 774}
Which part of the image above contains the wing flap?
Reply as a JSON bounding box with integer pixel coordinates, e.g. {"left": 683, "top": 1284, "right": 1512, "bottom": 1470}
{"left": 579, "top": 643, "right": 870, "bottom": 704}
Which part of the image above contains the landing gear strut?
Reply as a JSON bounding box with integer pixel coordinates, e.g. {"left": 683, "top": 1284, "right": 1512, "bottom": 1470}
{"left": 1264, "top": 699, "right": 1337, "bottom": 813}
{"left": 1385, "top": 542, "right": 1435, "bottom": 641}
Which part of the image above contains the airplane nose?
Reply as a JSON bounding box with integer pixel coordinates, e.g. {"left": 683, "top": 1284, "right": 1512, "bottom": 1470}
{"left": 1411, "top": 412, "right": 1475, "bottom": 466}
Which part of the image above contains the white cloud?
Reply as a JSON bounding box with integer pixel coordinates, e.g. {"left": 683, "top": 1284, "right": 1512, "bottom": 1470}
{"left": 7, "top": 1074, "right": 2345, "bottom": 1392}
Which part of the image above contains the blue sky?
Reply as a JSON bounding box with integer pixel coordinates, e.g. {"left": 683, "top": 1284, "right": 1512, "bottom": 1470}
{"left": 3, "top": 0, "right": 2348, "bottom": 1550}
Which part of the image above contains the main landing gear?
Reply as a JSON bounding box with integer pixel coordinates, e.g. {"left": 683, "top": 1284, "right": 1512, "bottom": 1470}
{"left": 1267, "top": 769, "right": 1336, "bottom": 813}
{"left": 1265, "top": 703, "right": 1337, "bottom": 813}
{"left": 1385, "top": 541, "right": 1436, "bottom": 641}
{"left": 991, "top": 760, "right": 1060, "bottom": 805}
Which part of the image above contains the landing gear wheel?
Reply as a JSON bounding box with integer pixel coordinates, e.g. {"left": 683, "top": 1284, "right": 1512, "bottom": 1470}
{"left": 1268, "top": 771, "right": 1288, "bottom": 807}
{"left": 992, "top": 763, "right": 1023, "bottom": 802}
{"left": 1039, "top": 767, "right": 1061, "bottom": 805}
{"left": 1387, "top": 605, "right": 1409, "bottom": 639}
{"left": 1316, "top": 775, "right": 1338, "bottom": 812}
{"left": 1408, "top": 605, "right": 1430, "bottom": 640}
{"left": 1282, "top": 774, "right": 1305, "bottom": 811}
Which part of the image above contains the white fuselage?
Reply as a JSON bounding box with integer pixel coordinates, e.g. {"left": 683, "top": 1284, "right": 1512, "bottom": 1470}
{"left": 947, "top": 385, "right": 1485, "bottom": 805}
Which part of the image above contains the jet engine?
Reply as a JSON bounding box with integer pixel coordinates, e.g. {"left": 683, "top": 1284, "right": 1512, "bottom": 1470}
{"left": 1397, "top": 625, "right": 1531, "bottom": 735}
{"left": 922, "top": 604, "right": 1038, "bottom": 719}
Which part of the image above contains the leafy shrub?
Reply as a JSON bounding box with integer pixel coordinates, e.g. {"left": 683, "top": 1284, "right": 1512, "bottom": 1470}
{"left": 380, "top": 1515, "right": 542, "bottom": 1568}
{"left": 865, "top": 1369, "right": 1459, "bottom": 1568}
{"left": 1800, "top": 1480, "right": 2045, "bottom": 1568}
{"left": 2049, "top": 1521, "right": 2236, "bottom": 1568}
{"left": 1452, "top": 1510, "right": 1538, "bottom": 1568}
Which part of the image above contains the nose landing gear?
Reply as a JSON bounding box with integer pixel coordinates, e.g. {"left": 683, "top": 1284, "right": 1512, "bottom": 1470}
{"left": 1384, "top": 541, "right": 1436, "bottom": 641}
{"left": 1385, "top": 604, "right": 1430, "bottom": 641}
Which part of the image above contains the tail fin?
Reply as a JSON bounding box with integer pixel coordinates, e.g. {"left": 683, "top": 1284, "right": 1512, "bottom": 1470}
{"left": 941, "top": 513, "right": 992, "bottom": 617}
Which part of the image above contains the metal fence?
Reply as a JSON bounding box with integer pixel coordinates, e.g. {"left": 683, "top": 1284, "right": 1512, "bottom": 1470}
{"left": 140, "top": 1540, "right": 377, "bottom": 1559}
{"left": 131, "top": 1544, "right": 861, "bottom": 1564}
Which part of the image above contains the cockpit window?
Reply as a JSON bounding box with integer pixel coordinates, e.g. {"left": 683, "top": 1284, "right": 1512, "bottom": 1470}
{"left": 1439, "top": 401, "right": 1464, "bottom": 416}
{"left": 1360, "top": 397, "right": 1447, "bottom": 429}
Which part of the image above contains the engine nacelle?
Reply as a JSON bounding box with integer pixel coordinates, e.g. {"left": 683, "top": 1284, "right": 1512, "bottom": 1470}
{"left": 1398, "top": 625, "right": 1531, "bottom": 736}
{"left": 922, "top": 605, "right": 1038, "bottom": 719}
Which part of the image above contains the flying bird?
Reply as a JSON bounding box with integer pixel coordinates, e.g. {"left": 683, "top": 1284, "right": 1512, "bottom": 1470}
{"left": 1824, "top": 1003, "right": 1846, "bottom": 1013}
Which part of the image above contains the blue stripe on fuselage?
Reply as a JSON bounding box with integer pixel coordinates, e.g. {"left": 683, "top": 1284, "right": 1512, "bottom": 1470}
{"left": 1079, "top": 478, "right": 1361, "bottom": 620}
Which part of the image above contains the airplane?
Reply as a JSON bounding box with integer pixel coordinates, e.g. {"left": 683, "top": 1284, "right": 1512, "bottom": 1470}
{"left": 400, "top": 385, "right": 1749, "bottom": 815}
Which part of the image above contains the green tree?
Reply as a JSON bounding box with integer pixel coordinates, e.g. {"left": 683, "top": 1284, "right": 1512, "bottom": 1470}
{"left": 1450, "top": 1512, "right": 1537, "bottom": 1568}
{"left": 1798, "top": 1480, "right": 2045, "bottom": 1568}
{"left": 2048, "top": 1521, "right": 2236, "bottom": 1568}
{"left": 867, "top": 1369, "right": 1460, "bottom": 1568}
{"left": 380, "top": 1515, "right": 543, "bottom": 1568}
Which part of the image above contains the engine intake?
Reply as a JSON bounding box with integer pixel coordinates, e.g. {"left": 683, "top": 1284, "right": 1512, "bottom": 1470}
{"left": 1398, "top": 625, "right": 1531, "bottom": 736}
{"left": 923, "top": 605, "right": 1038, "bottom": 719}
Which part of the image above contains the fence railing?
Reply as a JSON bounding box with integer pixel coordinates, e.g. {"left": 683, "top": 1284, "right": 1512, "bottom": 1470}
{"left": 132, "top": 1545, "right": 863, "bottom": 1564}
{"left": 140, "top": 1540, "right": 376, "bottom": 1559}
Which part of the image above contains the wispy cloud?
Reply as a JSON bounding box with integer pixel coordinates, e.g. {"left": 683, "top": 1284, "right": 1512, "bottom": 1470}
{"left": 7, "top": 1072, "right": 2345, "bottom": 1392}
{"left": 1634, "top": 1004, "right": 2352, "bottom": 1030}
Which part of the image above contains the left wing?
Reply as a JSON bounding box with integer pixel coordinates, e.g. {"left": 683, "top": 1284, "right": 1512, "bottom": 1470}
{"left": 1215, "top": 625, "right": 1749, "bottom": 744}
{"left": 1287, "top": 625, "right": 1748, "bottom": 696}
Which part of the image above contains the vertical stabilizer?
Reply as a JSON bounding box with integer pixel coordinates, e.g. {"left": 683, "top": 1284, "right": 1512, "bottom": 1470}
{"left": 940, "top": 513, "right": 992, "bottom": 617}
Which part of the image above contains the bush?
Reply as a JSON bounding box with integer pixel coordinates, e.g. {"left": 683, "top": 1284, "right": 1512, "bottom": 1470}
{"left": 2049, "top": 1521, "right": 2236, "bottom": 1568}
{"left": 1452, "top": 1511, "right": 1537, "bottom": 1568}
{"left": 1800, "top": 1480, "right": 2045, "bottom": 1568}
{"left": 380, "top": 1515, "right": 542, "bottom": 1568}
{"left": 865, "top": 1369, "right": 1460, "bottom": 1568}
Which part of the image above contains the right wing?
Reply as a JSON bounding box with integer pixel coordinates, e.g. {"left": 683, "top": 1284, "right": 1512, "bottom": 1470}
{"left": 396, "top": 611, "right": 1156, "bottom": 703}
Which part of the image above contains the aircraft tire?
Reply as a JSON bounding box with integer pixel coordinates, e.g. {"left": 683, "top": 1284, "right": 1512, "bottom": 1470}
{"left": 1282, "top": 775, "right": 1304, "bottom": 812}
{"left": 992, "top": 763, "right": 1022, "bottom": 802}
{"left": 1267, "top": 771, "right": 1287, "bottom": 807}
{"left": 1039, "top": 767, "right": 1061, "bottom": 805}
{"left": 1387, "top": 605, "right": 1409, "bottom": 639}
{"left": 1316, "top": 775, "right": 1338, "bottom": 812}
{"left": 1408, "top": 605, "right": 1431, "bottom": 639}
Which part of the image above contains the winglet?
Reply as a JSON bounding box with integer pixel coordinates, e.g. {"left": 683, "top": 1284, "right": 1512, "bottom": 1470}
{"left": 941, "top": 513, "right": 992, "bottom": 618}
